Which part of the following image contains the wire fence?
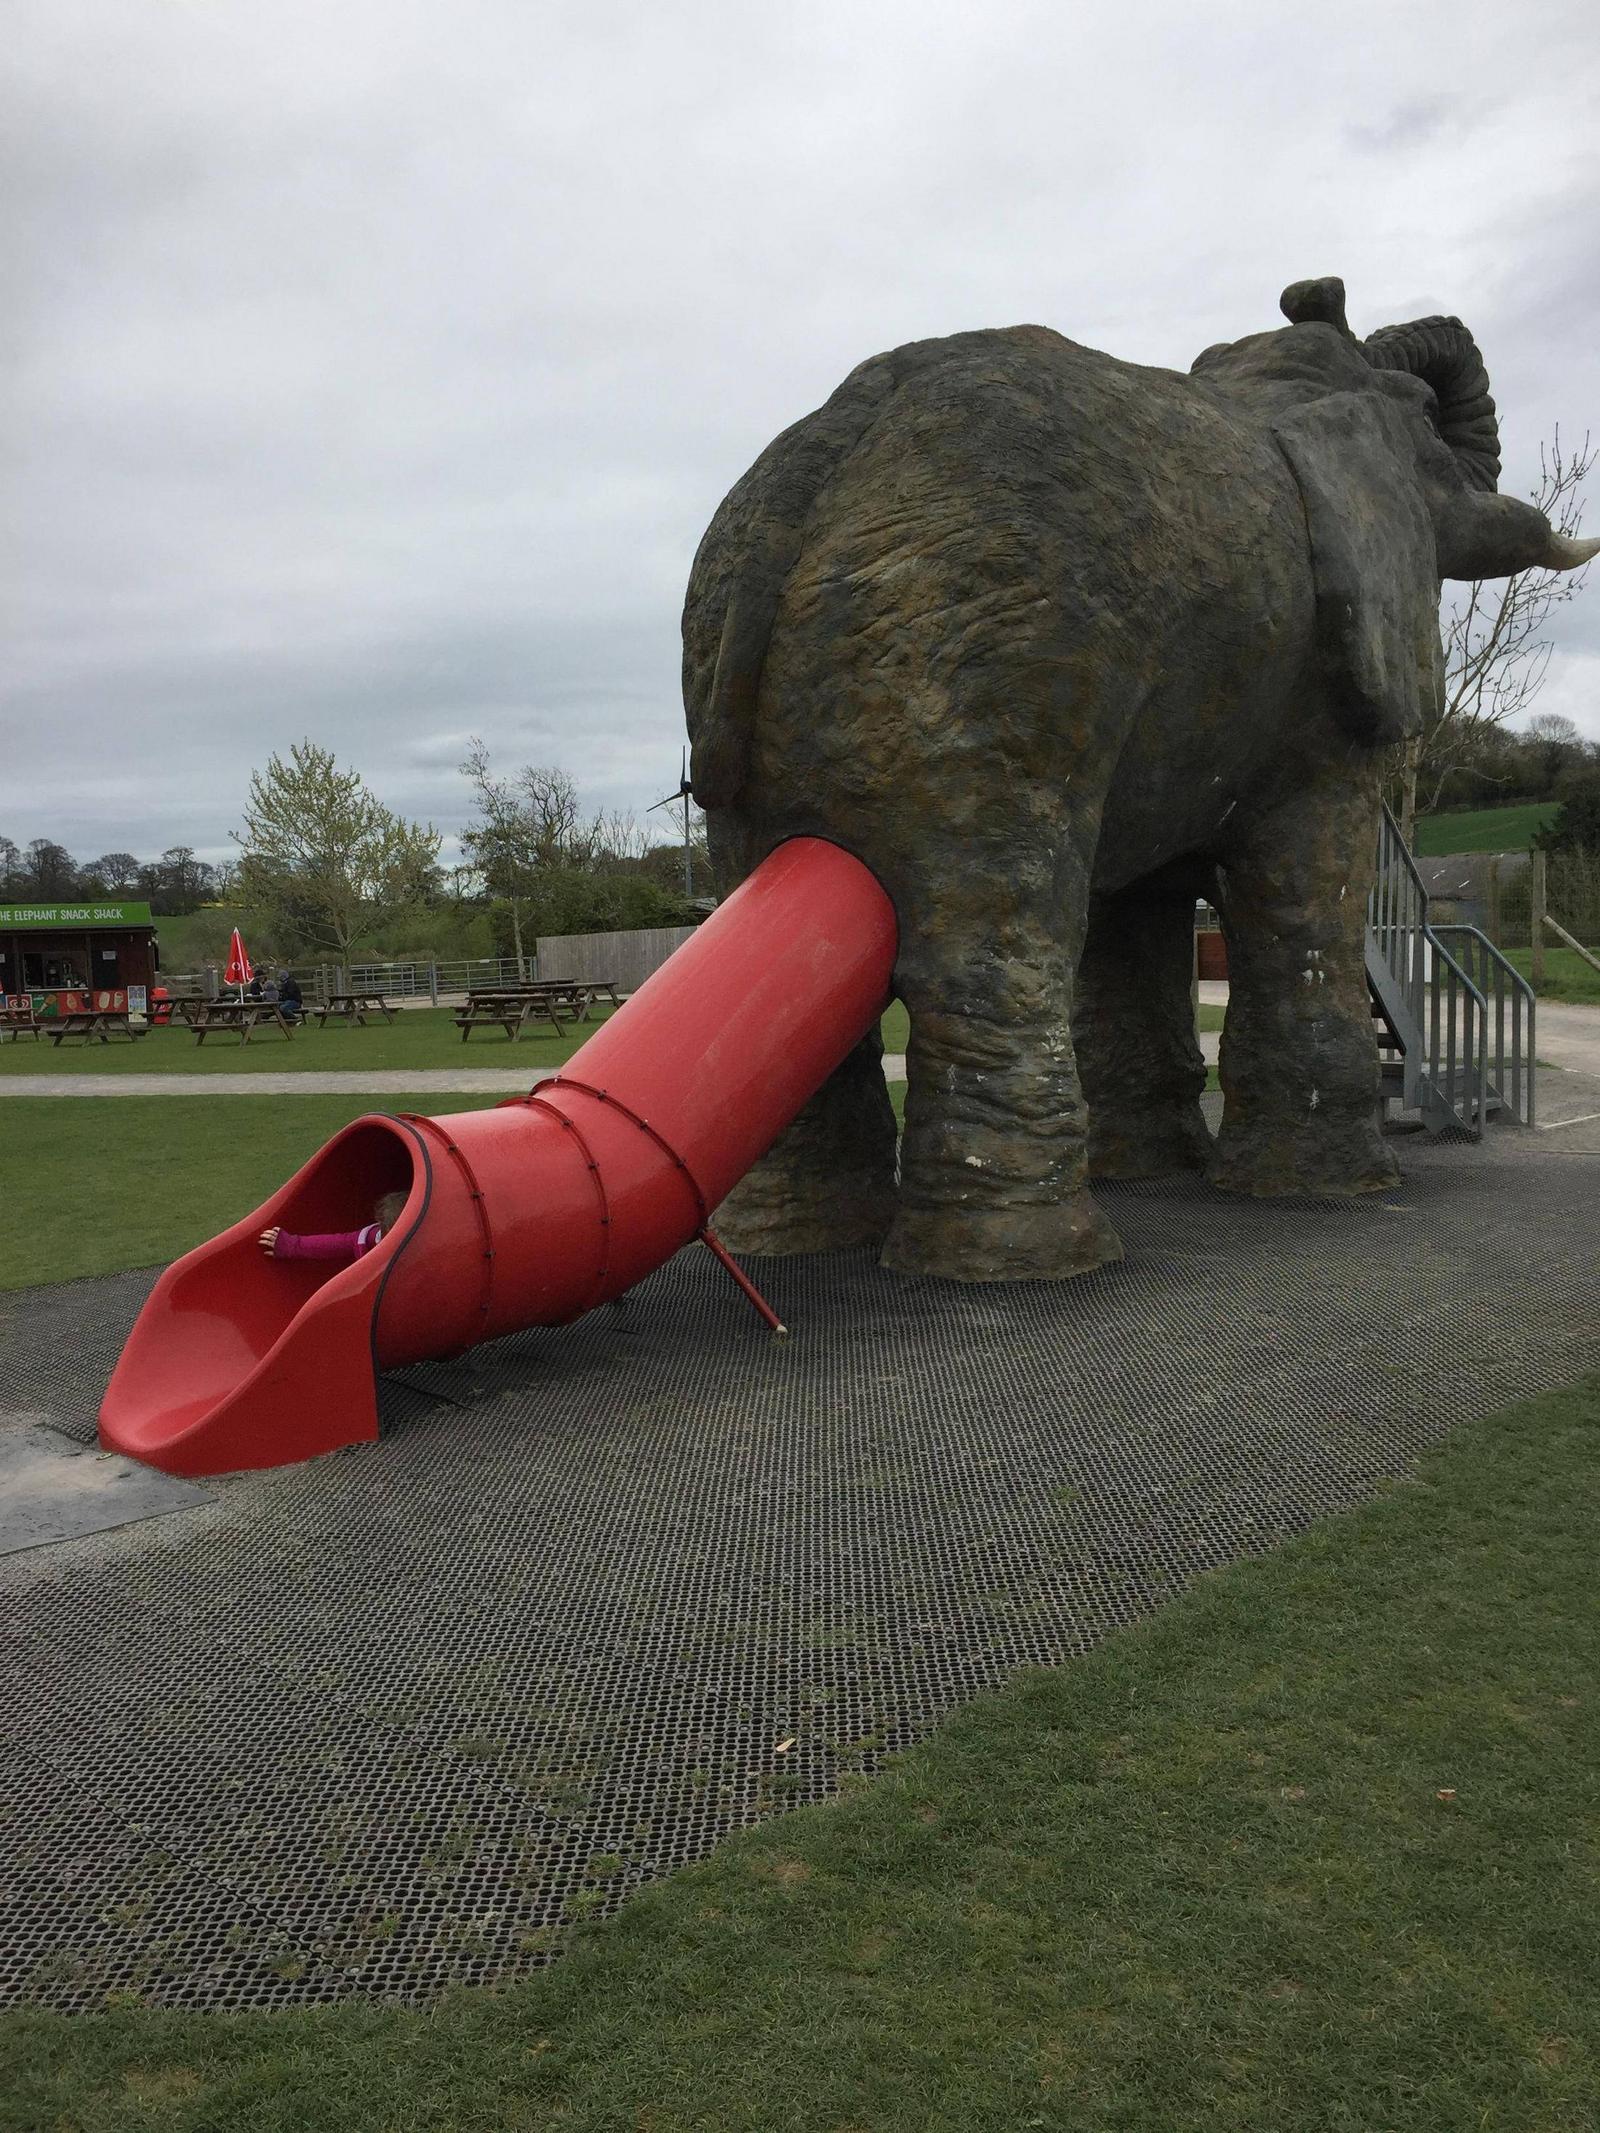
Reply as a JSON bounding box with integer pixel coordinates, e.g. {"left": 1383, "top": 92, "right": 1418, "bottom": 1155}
{"left": 1497, "top": 849, "right": 1600, "bottom": 951}
{"left": 156, "top": 956, "right": 531, "bottom": 1002}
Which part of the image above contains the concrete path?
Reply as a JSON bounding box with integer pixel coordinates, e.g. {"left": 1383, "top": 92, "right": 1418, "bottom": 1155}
{"left": 1198, "top": 982, "right": 1600, "bottom": 1080}
{"left": 1531, "top": 999, "right": 1600, "bottom": 1079}
{"left": 0, "top": 1066, "right": 566, "bottom": 1098}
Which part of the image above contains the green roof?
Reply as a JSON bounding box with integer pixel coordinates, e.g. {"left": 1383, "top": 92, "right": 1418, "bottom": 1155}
{"left": 0, "top": 902, "right": 155, "bottom": 928}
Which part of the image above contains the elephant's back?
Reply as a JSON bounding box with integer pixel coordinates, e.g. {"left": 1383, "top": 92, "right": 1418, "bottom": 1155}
{"left": 682, "top": 327, "right": 1045, "bottom": 801}
{"left": 761, "top": 330, "right": 1286, "bottom": 737}
{"left": 686, "top": 324, "right": 1310, "bottom": 853}
{"left": 783, "top": 327, "right": 1262, "bottom": 614}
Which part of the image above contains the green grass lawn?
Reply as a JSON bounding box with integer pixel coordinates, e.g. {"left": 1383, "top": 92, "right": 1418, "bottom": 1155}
{"left": 0, "top": 1000, "right": 1221, "bottom": 1079}
{"left": 0, "top": 1085, "right": 911, "bottom": 1289}
{"left": 0, "top": 1095, "right": 493, "bottom": 1289}
{"left": 1412, "top": 801, "right": 1559, "bottom": 856}
{"left": 4, "top": 1071, "right": 1236, "bottom": 1289}
{"left": 0, "top": 1005, "right": 623, "bottom": 1078}
{"left": 1, "top": 997, "right": 1227, "bottom": 1287}
{"left": 1505, "top": 946, "right": 1600, "bottom": 1006}
{"left": 5, "top": 1375, "right": 1596, "bottom": 2130}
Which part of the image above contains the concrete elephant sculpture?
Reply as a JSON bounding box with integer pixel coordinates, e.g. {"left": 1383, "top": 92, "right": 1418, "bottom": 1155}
{"left": 684, "top": 275, "right": 1596, "bottom": 1284}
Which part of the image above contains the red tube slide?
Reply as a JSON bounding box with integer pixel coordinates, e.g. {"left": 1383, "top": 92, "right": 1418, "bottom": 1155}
{"left": 98, "top": 840, "right": 898, "bottom": 1477}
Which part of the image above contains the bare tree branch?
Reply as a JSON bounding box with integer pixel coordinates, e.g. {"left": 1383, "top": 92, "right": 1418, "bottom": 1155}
{"left": 1394, "top": 427, "right": 1593, "bottom": 844}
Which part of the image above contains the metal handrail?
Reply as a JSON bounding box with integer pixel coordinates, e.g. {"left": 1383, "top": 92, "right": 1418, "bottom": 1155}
{"left": 1367, "top": 801, "right": 1522, "bottom": 1136}
{"left": 1370, "top": 804, "right": 1430, "bottom": 1036}
{"left": 1425, "top": 930, "right": 1489, "bottom": 1135}
{"left": 1430, "top": 924, "right": 1536, "bottom": 1127}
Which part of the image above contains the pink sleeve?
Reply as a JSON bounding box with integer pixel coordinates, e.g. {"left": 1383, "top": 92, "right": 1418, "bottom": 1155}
{"left": 273, "top": 1229, "right": 364, "bottom": 1262}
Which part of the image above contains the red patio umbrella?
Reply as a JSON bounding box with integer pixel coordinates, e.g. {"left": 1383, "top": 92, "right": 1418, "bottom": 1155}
{"left": 223, "top": 927, "right": 253, "bottom": 999}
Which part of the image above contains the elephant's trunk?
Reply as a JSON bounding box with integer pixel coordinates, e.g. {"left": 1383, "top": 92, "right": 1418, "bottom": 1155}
{"left": 1361, "top": 315, "right": 1501, "bottom": 493}
{"left": 1430, "top": 491, "right": 1598, "bottom": 582}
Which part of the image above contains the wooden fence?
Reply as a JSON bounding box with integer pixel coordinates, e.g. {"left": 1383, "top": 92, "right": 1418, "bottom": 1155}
{"left": 534, "top": 925, "right": 698, "bottom": 994}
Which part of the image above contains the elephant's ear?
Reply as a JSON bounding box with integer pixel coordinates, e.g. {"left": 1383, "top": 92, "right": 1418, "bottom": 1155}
{"left": 1271, "top": 391, "right": 1443, "bottom": 747}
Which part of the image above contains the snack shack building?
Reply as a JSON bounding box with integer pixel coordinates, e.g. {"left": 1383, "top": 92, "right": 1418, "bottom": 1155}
{"left": 0, "top": 902, "right": 158, "bottom": 1017}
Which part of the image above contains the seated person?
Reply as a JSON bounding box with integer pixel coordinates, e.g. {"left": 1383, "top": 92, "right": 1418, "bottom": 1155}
{"left": 259, "top": 1190, "right": 407, "bottom": 1264}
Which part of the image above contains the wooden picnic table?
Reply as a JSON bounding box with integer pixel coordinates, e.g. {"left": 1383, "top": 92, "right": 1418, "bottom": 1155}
{"left": 540, "top": 978, "right": 620, "bottom": 1018}
{"left": 1, "top": 1001, "right": 44, "bottom": 1040}
{"left": 190, "top": 1001, "right": 295, "bottom": 1045}
{"left": 492, "top": 978, "right": 620, "bottom": 1021}
{"left": 47, "top": 1010, "right": 149, "bottom": 1047}
{"left": 314, "top": 991, "right": 396, "bottom": 1027}
{"left": 154, "top": 994, "right": 208, "bottom": 1025}
{"left": 454, "top": 989, "right": 570, "bottom": 1041}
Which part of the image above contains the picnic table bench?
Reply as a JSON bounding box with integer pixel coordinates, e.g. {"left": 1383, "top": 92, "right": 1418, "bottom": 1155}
{"left": 153, "top": 993, "right": 208, "bottom": 1026}
{"left": 493, "top": 978, "right": 620, "bottom": 1020}
{"left": 190, "top": 1001, "right": 295, "bottom": 1045}
{"left": 314, "top": 991, "right": 396, "bottom": 1027}
{"left": 560, "top": 978, "right": 620, "bottom": 1016}
{"left": 454, "top": 989, "right": 571, "bottom": 1041}
{"left": 47, "top": 1010, "right": 149, "bottom": 1046}
{"left": 1, "top": 1001, "right": 43, "bottom": 1040}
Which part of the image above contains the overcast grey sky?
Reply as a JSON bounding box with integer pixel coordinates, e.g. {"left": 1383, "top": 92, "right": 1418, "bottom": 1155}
{"left": 5, "top": 0, "right": 1598, "bottom": 867}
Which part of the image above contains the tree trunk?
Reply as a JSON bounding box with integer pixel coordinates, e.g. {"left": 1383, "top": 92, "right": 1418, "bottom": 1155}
{"left": 1398, "top": 734, "right": 1421, "bottom": 850}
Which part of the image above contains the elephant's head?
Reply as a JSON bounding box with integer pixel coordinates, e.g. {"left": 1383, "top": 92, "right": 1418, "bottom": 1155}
{"left": 1191, "top": 276, "right": 1597, "bottom": 745}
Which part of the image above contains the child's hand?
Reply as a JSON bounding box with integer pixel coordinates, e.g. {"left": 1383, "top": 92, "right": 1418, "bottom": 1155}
{"left": 258, "top": 1228, "right": 280, "bottom": 1255}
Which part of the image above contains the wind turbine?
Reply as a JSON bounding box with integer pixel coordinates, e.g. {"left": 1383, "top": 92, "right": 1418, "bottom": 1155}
{"left": 648, "top": 747, "right": 696, "bottom": 898}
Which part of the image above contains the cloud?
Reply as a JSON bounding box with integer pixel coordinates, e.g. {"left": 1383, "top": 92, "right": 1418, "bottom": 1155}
{"left": 4, "top": 0, "right": 1600, "bottom": 874}
{"left": 1343, "top": 94, "right": 1466, "bottom": 156}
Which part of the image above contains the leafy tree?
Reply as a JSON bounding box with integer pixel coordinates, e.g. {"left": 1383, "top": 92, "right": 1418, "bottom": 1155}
{"left": 234, "top": 741, "right": 441, "bottom": 960}
{"left": 1522, "top": 712, "right": 1586, "bottom": 796}
{"left": 22, "top": 839, "right": 78, "bottom": 899}
{"left": 0, "top": 836, "right": 24, "bottom": 896}
{"left": 459, "top": 739, "right": 669, "bottom": 966}
{"left": 488, "top": 870, "right": 694, "bottom": 953}
{"left": 134, "top": 846, "right": 217, "bottom": 915}
{"left": 1536, "top": 768, "right": 1600, "bottom": 857}
{"left": 459, "top": 740, "right": 600, "bottom": 893}
{"left": 93, "top": 852, "right": 142, "bottom": 894}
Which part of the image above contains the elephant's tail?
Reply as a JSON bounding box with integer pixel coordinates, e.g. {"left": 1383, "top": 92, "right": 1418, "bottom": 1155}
{"left": 683, "top": 338, "right": 960, "bottom": 808}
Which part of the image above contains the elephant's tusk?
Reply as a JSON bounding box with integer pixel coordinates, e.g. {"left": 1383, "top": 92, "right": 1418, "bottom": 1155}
{"left": 1541, "top": 529, "right": 1600, "bottom": 571}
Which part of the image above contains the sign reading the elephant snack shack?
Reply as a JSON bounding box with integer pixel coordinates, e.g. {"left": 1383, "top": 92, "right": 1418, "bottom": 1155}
{"left": 0, "top": 903, "right": 155, "bottom": 927}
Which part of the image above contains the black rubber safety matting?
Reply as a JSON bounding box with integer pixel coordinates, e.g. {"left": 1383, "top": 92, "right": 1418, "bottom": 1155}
{"left": 3, "top": 1124, "right": 1598, "bottom": 2013}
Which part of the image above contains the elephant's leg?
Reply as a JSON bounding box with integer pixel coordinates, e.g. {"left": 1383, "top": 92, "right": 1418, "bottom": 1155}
{"left": 1076, "top": 872, "right": 1214, "bottom": 1180}
{"left": 883, "top": 905, "right": 1122, "bottom": 1284}
{"left": 708, "top": 1027, "right": 899, "bottom": 1255}
{"left": 1209, "top": 781, "right": 1395, "bottom": 1196}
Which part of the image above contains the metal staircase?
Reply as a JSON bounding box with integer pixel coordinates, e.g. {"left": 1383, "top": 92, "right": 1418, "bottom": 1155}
{"left": 1365, "top": 803, "right": 1535, "bottom": 1134}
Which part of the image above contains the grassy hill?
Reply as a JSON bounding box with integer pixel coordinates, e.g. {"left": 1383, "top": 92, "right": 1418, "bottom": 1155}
{"left": 153, "top": 903, "right": 496, "bottom": 975}
{"left": 152, "top": 905, "right": 249, "bottom": 974}
{"left": 1411, "top": 801, "right": 1558, "bottom": 856}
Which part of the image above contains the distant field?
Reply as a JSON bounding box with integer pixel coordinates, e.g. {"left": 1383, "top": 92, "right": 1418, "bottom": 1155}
{"left": 152, "top": 905, "right": 498, "bottom": 974}
{"left": 1411, "top": 802, "right": 1558, "bottom": 856}
{"left": 1504, "top": 946, "right": 1600, "bottom": 1006}
{"left": 151, "top": 905, "right": 248, "bottom": 972}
